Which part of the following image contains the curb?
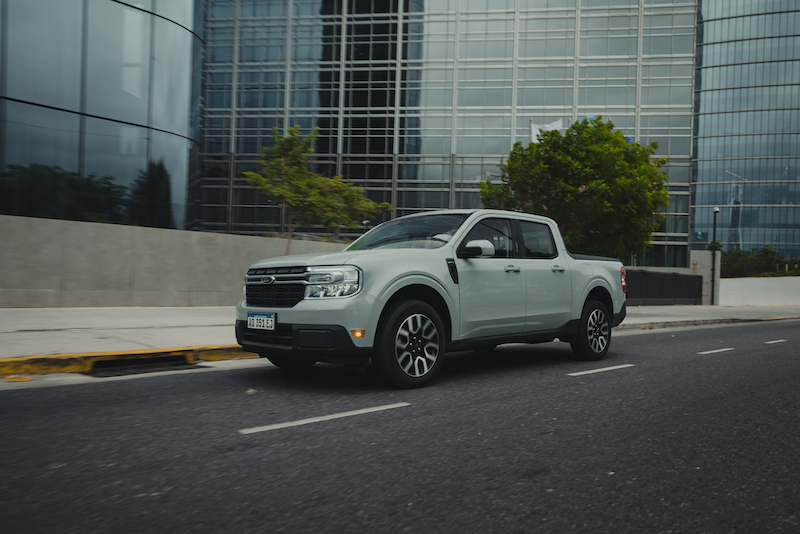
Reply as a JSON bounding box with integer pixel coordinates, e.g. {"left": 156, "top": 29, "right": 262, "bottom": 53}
{"left": 0, "top": 345, "right": 258, "bottom": 378}
{"left": 616, "top": 315, "right": 800, "bottom": 332}
{"left": 4, "top": 316, "right": 798, "bottom": 379}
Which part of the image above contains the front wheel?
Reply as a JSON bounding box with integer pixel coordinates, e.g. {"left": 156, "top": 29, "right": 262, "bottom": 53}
{"left": 570, "top": 300, "right": 611, "bottom": 361}
{"left": 372, "top": 300, "right": 445, "bottom": 388}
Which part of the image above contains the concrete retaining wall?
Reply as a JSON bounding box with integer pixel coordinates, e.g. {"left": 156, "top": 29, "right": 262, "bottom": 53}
{"left": 719, "top": 277, "right": 800, "bottom": 306}
{"left": 0, "top": 215, "right": 347, "bottom": 308}
{"left": 629, "top": 251, "right": 720, "bottom": 305}
{"left": 6, "top": 215, "right": 799, "bottom": 308}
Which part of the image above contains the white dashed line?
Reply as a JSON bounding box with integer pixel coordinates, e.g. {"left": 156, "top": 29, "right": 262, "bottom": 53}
{"left": 238, "top": 402, "right": 411, "bottom": 435}
{"left": 698, "top": 348, "right": 734, "bottom": 355}
{"left": 765, "top": 339, "right": 787, "bottom": 344}
{"left": 567, "top": 364, "right": 635, "bottom": 377}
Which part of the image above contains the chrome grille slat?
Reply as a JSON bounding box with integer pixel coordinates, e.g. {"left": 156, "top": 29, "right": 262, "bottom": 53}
{"left": 245, "top": 266, "right": 308, "bottom": 307}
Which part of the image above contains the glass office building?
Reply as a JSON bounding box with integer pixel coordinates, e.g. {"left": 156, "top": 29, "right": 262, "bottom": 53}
{"left": 692, "top": 0, "right": 800, "bottom": 258}
{"left": 197, "top": 0, "right": 695, "bottom": 267}
{"left": 0, "top": 0, "right": 202, "bottom": 229}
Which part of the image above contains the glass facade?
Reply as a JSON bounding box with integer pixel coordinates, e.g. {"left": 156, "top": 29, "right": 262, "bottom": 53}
{"left": 0, "top": 0, "right": 203, "bottom": 229}
{"left": 197, "top": 0, "right": 695, "bottom": 267}
{"left": 6, "top": 1, "right": 798, "bottom": 268}
{"left": 692, "top": 0, "right": 800, "bottom": 257}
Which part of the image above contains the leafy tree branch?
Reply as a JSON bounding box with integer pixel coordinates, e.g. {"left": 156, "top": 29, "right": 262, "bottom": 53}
{"left": 481, "top": 117, "right": 669, "bottom": 260}
{"left": 244, "top": 125, "right": 391, "bottom": 254}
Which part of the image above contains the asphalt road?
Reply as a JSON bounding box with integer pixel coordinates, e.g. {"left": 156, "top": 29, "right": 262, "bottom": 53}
{"left": 1, "top": 321, "right": 799, "bottom": 533}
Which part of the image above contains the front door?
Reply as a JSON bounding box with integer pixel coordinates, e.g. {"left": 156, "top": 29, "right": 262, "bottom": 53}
{"left": 456, "top": 217, "right": 526, "bottom": 339}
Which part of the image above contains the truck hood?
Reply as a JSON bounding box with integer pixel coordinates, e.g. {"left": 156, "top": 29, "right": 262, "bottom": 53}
{"left": 247, "top": 247, "right": 449, "bottom": 270}
{"left": 248, "top": 251, "right": 359, "bottom": 269}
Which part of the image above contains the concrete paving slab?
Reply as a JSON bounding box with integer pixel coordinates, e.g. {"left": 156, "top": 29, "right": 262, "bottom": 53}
{"left": 0, "top": 307, "right": 237, "bottom": 358}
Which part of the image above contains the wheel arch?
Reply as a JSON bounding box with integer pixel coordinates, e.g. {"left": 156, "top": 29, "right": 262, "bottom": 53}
{"left": 378, "top": 284, "right": 453, "bottom": 346}
{"left": 585, "top": 285, "right": 613, "bottom": 316}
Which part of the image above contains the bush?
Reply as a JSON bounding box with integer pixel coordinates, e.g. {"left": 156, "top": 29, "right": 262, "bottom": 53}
{"left": 721, "top": 245, "right": 799, "bottom": 278}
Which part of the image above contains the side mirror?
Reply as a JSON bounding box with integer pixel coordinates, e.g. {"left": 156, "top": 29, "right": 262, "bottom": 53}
{"left": 457, "top": 239, "right": 495, "bottom": 259}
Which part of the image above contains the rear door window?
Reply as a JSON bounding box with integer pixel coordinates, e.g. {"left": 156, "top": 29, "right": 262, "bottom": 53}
{"left": 519, "top": 220, "right": 558, "bottom": 259}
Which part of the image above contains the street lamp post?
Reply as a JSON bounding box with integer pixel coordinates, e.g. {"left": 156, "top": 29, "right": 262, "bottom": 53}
{"left": 711, "top": 207, "right": 719, "bottom": 305}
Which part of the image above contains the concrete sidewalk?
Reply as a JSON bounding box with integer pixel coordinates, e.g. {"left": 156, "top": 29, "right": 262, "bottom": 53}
{"left": 2, "top": 304, "right": 800, "bottom": 378}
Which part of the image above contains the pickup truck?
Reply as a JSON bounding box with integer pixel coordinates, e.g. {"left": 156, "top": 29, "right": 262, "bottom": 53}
{"left": 236, "top": 209, "right": 627, "bottom": 388}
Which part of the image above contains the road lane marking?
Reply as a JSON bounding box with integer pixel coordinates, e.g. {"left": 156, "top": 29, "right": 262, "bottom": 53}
{"left": 567, "top": 364, "right": 635, "bottom": 377}
{"left": 238, "top": 402, "right": 411, "bottom": 435}
{"left": 765, "top": 339, "right": 787, "bottom": 344}
{"left": 697, "top": 348, "right": 734, "bottom": 355}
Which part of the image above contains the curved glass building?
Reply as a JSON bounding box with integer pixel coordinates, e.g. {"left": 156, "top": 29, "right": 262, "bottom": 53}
{"left": 198, "top": 0, "right": 695, "bottom": 267}
{"left": 0, "top": 0, "right": 202, "bottom": 229}
{"left": 692, "top": 0, "right": 800, "bottom": 257}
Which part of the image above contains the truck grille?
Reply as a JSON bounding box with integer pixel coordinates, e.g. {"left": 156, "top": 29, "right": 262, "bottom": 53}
{"left": 245, "top": 266, "right": 307, "bottom": 307}
{"left": 246, "top": 284, "right": 305, "bottom": 307}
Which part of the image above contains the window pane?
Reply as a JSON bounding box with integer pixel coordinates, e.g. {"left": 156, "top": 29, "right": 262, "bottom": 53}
{"left": 5, "top": 102, "right": 80, "bottom": 171}
{"left": 520, "top": 220, "right": 557, "bottom": 258}
{"left": 151, "top": 18, "right": 193, "bottom": 136}
{"left": 83, "top": 117, "right": 148, "bottom": 188}
{"left": 86, "top": 0, "right": 151, "bottom": 124}
{"left": 7, "top": 0, "right": 83, "bottom": 111}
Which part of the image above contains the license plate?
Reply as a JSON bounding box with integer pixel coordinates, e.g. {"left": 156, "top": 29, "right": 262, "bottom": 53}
{"left": 247, "top": 313, "right": 275, "bottom": 331}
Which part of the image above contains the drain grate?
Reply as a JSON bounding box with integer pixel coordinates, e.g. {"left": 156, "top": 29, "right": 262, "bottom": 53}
{"left": 89, "top": 355, "right": 208, "bottom": 377}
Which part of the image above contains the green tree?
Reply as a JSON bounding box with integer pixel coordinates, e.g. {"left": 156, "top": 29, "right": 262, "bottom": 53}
{"left": 244, "top": 125, "right": 392, "bottom": 254}
{"left": 480, "top": 117, "right": 669, "bottom": 260}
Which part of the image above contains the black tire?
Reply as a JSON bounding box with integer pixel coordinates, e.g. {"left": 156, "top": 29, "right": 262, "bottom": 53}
{"left": 263, "top": 354, "right": 316, "bottom": 371}
{"left": 372, "top": 300, "right": 446, "bottom": 388}
{"left": 570, "top": 300, "right": 611, "bottom": 361}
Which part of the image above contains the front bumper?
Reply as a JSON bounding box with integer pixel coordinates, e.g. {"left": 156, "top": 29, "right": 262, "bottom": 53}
{"left": 235, "top": 321, "right": 372, "bottom": 365}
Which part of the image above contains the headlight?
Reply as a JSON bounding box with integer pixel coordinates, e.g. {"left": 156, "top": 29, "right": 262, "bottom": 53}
{"left": 305, "top": 266, "right": 361, "bottom": 298}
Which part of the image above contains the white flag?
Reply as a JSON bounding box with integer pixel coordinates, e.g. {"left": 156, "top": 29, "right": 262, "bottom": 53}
{"left": 530, "top": 118, "right": 563, "bottom": 144}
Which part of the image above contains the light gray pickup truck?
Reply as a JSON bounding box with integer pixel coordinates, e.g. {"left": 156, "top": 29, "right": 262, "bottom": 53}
{"left": 236, "top": 209, "right": 627, "bottom": 388}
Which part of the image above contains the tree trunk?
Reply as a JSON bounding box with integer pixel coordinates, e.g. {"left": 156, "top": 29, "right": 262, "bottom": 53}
{"left": 285, "top": 208, "right": 294, "bottom": 255}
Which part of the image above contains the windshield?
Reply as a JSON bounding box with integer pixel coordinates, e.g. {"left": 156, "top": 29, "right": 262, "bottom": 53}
{"left": 346, "top": 214, "right": 470, "bottom": 251}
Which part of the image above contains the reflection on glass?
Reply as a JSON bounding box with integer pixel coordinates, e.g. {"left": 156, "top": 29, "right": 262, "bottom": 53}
{"left": 5, "top": 103, "right": 80, "bottom": 171}
{"left": 83, "top": 118, "right": 147, "bottom": 188}
{"left": 0, "top": 164, "right": 128, "bottom": 223}
{"left": 7, "top": 0, "right": 82, "bottom": 111}
{"left": 154, "top": 0, "right": 194, "bottom": 29}
{"left": 152, "top": 131, "right": 189, "bottom": 229}
{"left": 87, "top": 0, "right": 151, "bottom": 124}
{"left": 128, "top": 161, "right": 174, "bottom": 228}
{"left": 152, "top": 18, "right": 192, "bottom": 136}
{"left": 1, "top": 1, "right": 199, "bottom": 231}
{"left": 0, "top": 160, "right": 176, "bottom": 229}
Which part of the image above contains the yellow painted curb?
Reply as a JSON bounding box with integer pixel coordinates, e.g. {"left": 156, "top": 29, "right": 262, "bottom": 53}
{"left": 0, "top": 345, "right": 258, "bottom": 377}
{"left": 5, "top": 375, "right": 33, "bottom": 382}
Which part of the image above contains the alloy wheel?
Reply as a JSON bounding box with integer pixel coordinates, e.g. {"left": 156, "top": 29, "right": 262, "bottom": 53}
{"left": 586, "top": 308, "right": 609, "bottom": 354}
{"left": 394, "top": 313, "right": 440, "bottom": 377}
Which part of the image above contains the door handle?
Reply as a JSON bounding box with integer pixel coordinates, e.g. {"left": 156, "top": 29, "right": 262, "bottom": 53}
{"left": 551, "top": 265, "right": 566, "bottom": 273}
{"left": 504, "top": 265, "right": 521, "bottom": 273}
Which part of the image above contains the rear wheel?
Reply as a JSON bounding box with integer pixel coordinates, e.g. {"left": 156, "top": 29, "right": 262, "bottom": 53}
{"left": 263, "top": 354, "right": 316, "bottom": 371}
{"left": 570, "top": 300, "right": 611, "bottom": 361}
{"left": 372, "top": 300, "right": 445, "bottom": 388}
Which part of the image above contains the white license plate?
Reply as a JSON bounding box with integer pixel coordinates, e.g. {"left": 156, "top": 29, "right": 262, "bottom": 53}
{"left": 247, "top": 313, "right": 275, "bottom": 331}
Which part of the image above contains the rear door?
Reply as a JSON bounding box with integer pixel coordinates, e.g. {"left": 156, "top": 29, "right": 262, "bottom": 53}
{"left": 456, "top": 216, "right": 526, "bottom": 339}
{"left": 517, "top": 219, "right": 573, "bottom": 332}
